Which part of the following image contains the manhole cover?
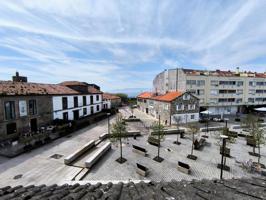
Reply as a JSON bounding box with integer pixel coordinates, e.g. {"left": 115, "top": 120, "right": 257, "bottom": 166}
{"left": 14, "top": 174, "right": 23, "bottom": 180}
{"left": 50, "top": 154, "right": 63, "bottom": 159}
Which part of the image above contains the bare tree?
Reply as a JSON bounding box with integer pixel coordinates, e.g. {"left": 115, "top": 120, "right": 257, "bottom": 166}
{"left": 187, "top": 122, "right": 199, "bottom": 160}
{"left": 151, "top": 116, "right": 165, "bottom": 162}
{"left": 254, "top": 127, "right": 265, "bottom": 164}
{"left": 110, "top": 114, "right": 128, "bottom": 164}
{"left": 242, "top": 114, "right": 258, "bottom": 154}
{"left": 173, "top": 115, "right": 181, "bottom": 145}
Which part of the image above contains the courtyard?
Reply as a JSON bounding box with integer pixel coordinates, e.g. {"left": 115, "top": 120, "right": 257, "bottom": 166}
{"left": 0, "top": 107, "right": 265, "bottom": 187}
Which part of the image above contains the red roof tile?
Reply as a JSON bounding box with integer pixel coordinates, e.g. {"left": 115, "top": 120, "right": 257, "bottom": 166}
{"left": 137, "top": 92, "right": 153, "bottom": 99}
{"left": 151, "top": 91, "right": 183, "bottom": 102}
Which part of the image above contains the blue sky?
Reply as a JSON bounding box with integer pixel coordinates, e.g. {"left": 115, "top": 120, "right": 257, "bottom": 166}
{"left": 0, "top": 0, "right": 266, "bottom": 91}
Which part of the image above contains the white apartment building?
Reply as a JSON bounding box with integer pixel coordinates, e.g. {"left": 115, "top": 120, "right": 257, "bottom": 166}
{"left": 153, "top": 68, "right": 266, "bottom": 116}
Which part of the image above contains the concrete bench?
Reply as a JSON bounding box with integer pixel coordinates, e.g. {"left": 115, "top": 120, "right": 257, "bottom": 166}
{"left": 132, "top": 145, "right": 147, "bottom": 156}
{"left": 200, "top": 126, "right": 224, "bottom": 132}
{"left": 177, "top": 161, "right": 190, "bottom": 174}
{"left": 85, "top": 142, "right": 111, "bottom": 168}
{"left": 99, "top": 133, "right": 109, "bottom": 140}
{"left": 64, "top": 140, "right": 95, "bottom": 165}
{"left": 151, "top": 128, "right": 185, "bottom": 135}
{"left": 136, "top": 163, "right": 149, "bottom": 177}
{"left": 194, "top": 138, "right": 206, "bottom": 150}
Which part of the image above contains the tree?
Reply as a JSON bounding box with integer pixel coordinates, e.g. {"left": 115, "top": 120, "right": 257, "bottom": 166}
{"left": 254, "top": 127, "right": 265, "bottom": 164}
{"left": 173, "top": 115, "right": 181, "bottom": 145}
{"left": 242, "top": 114, "right": 259, "bottom": 155}
{"left": 115, "top": 93, "right": 128, "bottom": 104}
{"left": 151, "top": 116, "right": 165, "bottom": 162}
{"left": 110, "top": 114, "right": 128, "bottom": 164}
{"left": 187, "top": 123, "right": 199, "bottom": 160}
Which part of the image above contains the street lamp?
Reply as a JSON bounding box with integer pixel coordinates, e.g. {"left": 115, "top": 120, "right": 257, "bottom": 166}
{"left": 220, "top": 135, "right": 228, "bottom": 180}
{"left": 107, "top": 113, "right": 111, "bottom": 135}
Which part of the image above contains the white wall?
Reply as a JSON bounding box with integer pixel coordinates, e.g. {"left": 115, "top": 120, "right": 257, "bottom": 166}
{"left": 52, "top": 94, "right": 102, "bottom": 120}
{"left": 171, "top": 113, "right": 199, "bottom": 124}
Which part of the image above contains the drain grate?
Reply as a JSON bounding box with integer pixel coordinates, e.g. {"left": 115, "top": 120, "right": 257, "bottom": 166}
{"left": 14, "top": 174, "right": 23, "bottom": 180}
{"left": 50, "top": 154, "right": 63, "bottom": 159}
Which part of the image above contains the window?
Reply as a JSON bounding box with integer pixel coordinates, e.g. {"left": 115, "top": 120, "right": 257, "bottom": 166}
{"left": 236, "top": 98, "right": 242, "bottom": 103}
{"left": 183, "top": 94, "right": 190, "bottom": 100}
{"left": 6, "top": 123, "right": 16, "bottom": 135}
{"left": 91, "top": 106, "right": 94, "bottom": 114}
{"left": 186, "top": 80, "right": 196, "bottom": 85}
{"left": 210, "top": 89, "right": 218, "bottom": 95}
{"left": 237, "top": 81, "right": 243, "bottom": 86}
{"left": 96, "top": 95, "right": 99, "bottom": 101}
{"left": 83, "top": 108, "right": 87, "bottom": 115}
{"left": 191, "top": 115, "right": 194, "bottom": 120}
{"left": 197, "top": 80, "right": 205, "bottom": 86}
{"left": 83, "top": 96, "right": 87, "bottom": 106}
{"left": 176, "top": 104, "right": 182, "bottom": 111}
{"left": 29, "top": 100, "right": 37, "bottom": 115}
{"left": 249, "top": 81, "right": 255, "bottom": 87}
{"left": 74, "top": 96, "right": 78, "bottom": 107}
{"left": 4, "top": 101, "right": 16, "bottom": 120}
{"left": 96, "top": 105, "right": 100, "bottom": 111}
{"left": 237, "top": 89, "right": 243, "bottom": 94}
{"left": 248, "top": 98, "right": 254, "bottom": 103}
{"left": 63, "top": 112, "right": 68, "bottom": 121}
{"left": 90, "top": 96, "right": 94, "bottom": 104}
{"left": 62, "top": 97, "right": 68, "bottom": 110}
{"left": 197, "top": 89, "right": 204, "bottom": 95}
{"left": 211, "top": 80, "right": 218, "bottom": 86}
{"left": 249, "top": 89, "right": 255, "bottom": 95}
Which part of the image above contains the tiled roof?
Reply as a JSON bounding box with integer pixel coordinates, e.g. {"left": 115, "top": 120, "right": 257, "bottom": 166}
{"left": 60, "top": 81, "right": 88, "bottom": 86}
{"left": 0, "top": 81, "right": 79, "bottom": 96}
{"left": 137, "top": 91, "right": 183, "bottom": 102}
{"left": 151, "top": 91, "right": 183, "bottom": 102}
{"left": 0, "top": 178, "right": 265, "bottom": 199}
{"left": 137, "top": 92, "right": 153, "bottom": 99}
{"left": 88, "top": 86, "right": 103, "bottom": 94}
{"left": 103, "top": 93, "right": 121, "bottom": 100}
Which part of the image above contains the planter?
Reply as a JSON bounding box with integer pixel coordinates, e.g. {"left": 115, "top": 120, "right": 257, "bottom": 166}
{"left": 246, "top": 137, "right": 256, "bottom": 147}
{"left": 217, "top": 164, "right": 230, "bottom": 171}
{"left": 235, "top": 118, "right": 241, "bottom": 122}
{"left": 132, "top": 145, "right": 147, "bottom": 156}
{"left": 228, "top": 131, "right": 238, "bottom": 138}
{"left": 187, "top": 154, "right": 197, "bottom": 160}
{"left": 148, "top": 136, "right": 160, "bottom": 147}
{"left": 136, "top": 163, "right": 149, "bottom": 177}
{"left": 177, "top": 161, "right": 190, "bottom": 174}
{"left": 249, "top": 152, "right": 260, "bottom": 157}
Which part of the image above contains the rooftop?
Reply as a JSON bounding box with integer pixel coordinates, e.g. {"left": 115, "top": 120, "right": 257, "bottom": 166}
{"left": 137, "top": 91, "right": 184, "bottom": 102}
{"left": 103, "top": 93, "right": 121, "bottom": 100}
{"left": 182, "top": 68, "right": 266, "bottom": 78}
{"left": 0, "top": 177, "right": 265, "bottom": 199}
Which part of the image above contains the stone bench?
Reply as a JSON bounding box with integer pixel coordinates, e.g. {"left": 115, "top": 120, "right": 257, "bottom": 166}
{"left": 64, "top": 140, "right": 95, "bottom": 165}
{"left": 136, "top": 163, "right": 149, "bottom": 177}
{"left": 246, "top": 136, "right": 256, "bottom": 147}
{"left": 177, "top": 161, "right": 190, "bottom": 174}
{"left": 85, "top": 142, "right": 111, "bottom": 168}
{"left": 220, "top": 147, "right": 231, "bottom": 157}
{"left": 132, "top": 145, "right": 147, "bottom": 156}
{"left": 147, "top": 136, "right": 160, "bottom": 147}
{"left": 200, "top": 126, "right": 224, "bottom": 132}
{"left": 194, "top": 138, "right": 206, "bottom": 150}
{"left": 99, "top": 133, "right": 109, "bottom": 140}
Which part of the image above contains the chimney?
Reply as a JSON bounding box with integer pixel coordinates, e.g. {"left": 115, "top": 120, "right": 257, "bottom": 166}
{"left": 236, "top": 67, "right": 240, "bottom": 74}
{"left": 12, "top": 71, "right": 28, "bottom": 82}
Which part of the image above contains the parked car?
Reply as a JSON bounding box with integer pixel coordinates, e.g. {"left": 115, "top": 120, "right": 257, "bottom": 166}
{"left": 212, "top": 117, "right": 224, "bottom": 122}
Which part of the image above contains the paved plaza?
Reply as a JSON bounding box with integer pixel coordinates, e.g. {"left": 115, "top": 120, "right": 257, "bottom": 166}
{"left": 0, "top": 107, "right": 265, "bottom": 187}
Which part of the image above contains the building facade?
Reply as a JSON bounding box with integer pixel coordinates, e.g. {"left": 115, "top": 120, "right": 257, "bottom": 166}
{"left": 102, "top": 93, "right": 121, "bottom": 110}
{"left": 153, "top": 68, "right": 266, "bottom": 116}
{"left": 0, "top": 75, "right": 103, "bottom": 142}
{"left": 137, "top": 91, "right": 199, "bottom": 125}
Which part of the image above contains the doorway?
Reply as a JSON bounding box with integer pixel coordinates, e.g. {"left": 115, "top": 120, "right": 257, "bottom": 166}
{"left": 30, "top": 118, "right": 38, "bottom": 132}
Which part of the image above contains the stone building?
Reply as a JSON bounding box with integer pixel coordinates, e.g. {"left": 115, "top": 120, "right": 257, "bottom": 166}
{"left": 102, "top": 93, "right": 121, "bottom": 109}
{"left": 0, "top": 74, "right": 103, "bottom": 142}
{"left": 137, "top": 91, "right": 199, "bottom": 125}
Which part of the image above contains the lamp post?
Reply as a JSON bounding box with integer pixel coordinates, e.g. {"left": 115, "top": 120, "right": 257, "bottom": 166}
{"left": 107, "top": 113, "right": 111, "bottom": 135}
{"left": 220, "top": 135, "right": 228, "bottom": 180}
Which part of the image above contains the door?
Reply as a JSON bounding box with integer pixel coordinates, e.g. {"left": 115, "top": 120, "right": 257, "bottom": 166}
{"left": 145, "top": 108, "right": 148, "bottom": 114}
{"left": 30, "top": 118, "right": 38, "bottom": 132}
{"left": 73, "top": 110, "right": 79, "bottom": 120}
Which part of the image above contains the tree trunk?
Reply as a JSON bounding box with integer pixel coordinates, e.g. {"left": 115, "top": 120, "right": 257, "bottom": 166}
{"left": 158, "top": 115, "right": 161, "bottom": 158}
{"left": 120, "top": 136, "right": 122, "bottom": 160}
{"left": 258, "top": 143, "right": 261, "bottom": 164}
{"left": 176, "top": 125, "right": 179, "bottom": 143}
{"left": 191, "top": 132, "right": 194, "bottom": 155}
